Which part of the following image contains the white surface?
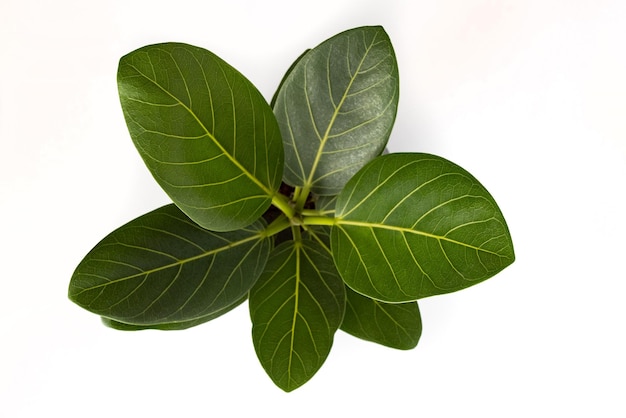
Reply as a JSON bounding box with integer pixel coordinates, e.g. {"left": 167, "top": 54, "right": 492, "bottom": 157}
{"left": 1, "top": 0, "right": 625, "bottom": 416}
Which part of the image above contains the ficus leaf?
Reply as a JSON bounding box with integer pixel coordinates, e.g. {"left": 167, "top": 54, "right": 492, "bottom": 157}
{"left": 313, "top": 193, "right": 338, "bottom": 213}
{"left": 117, "top": 43, "right": 284, "bottom": 232}
{"left": 68, "top": 204, "right": 271, "bottom": 326}
{"left": 340, "top": 286, "right": 422, "bottom": 350}
{"left": 270, "top": 49, "right": 311, "bottom": 109}
{"left": 274, "top": 26, "right": 399, "bottom": 195}
{"left": 100, "top": 294, "right": 247, "bottom": 331}
{"left": 332, "top": 153, "right": 515, "bottom": 302}
{"left": 301, "top": 224, "right": 421, "bottom": 349}
{"left": 249, "top": 240, "right": 346, "bottom": 392}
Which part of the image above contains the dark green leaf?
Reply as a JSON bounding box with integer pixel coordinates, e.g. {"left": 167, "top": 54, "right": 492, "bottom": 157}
{"left": 341, "top": 286, "right": 421, "bottom": 350}
{"left": 270, "top": 49, "right": 311, "bottom": 109}
{"left": 249, "top": 240, "right": 346, "bottom": 392}
{"left": 69, "top": 204, "right": 271, "bottom": 325}
{"left": 302, "top": 224, "right": 421, "bottom": 349}
{"left": 118, "top": 43, "right": 284, "bottom": 231}
{"left": 332, "top": 153, "right": 515, "bottom": 302}
{"left": 274, "top": 26, "right": 399, "bottom": 195}
{"left": 304, "top": 225, "right": 332, "bottom": 250}
{"left": 100, "top": 294, "right": 246, "bottom": 331}
{"left": 313, "top": 193, "right": 338, "bottom": 213}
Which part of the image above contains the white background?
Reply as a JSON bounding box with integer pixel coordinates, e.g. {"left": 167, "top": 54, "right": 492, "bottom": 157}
{"left": 2, "top": 0, "right": 625, "bottom": 416}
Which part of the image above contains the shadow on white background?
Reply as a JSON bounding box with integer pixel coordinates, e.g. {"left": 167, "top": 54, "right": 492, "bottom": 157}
{"left": 1, "top": 1, "right": 624, "bottom": 416}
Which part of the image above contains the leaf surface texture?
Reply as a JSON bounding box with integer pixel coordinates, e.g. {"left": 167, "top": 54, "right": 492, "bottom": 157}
{"left": 69, "top": 205, "right": 271, "bottom": 325}
{"left": 118, "top": 43, "right": 283, "bottom": 231}
{"left": 332, "top": 153, "right": 515, "bottom": 302}
{"left": 249, "top": 240, "right": 345, "bottom": 391}
{"left": 274, "top": 26, "right": 398, "bottom": 195}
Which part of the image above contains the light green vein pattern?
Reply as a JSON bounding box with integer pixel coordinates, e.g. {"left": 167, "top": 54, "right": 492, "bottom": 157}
{"left": 118, "top": 43, "right": 284, "bottom": 231}
{"left": 331, "top": 153, "right": 515, "bottom": 302}
{"left": 274, "top": 26, "right": 399, "bottom": 195}
{"left": 68, "top": 204, "right": 271, "bottom": 326}
{"left": 249, "top": 240, "right": 345, "bottom": 392}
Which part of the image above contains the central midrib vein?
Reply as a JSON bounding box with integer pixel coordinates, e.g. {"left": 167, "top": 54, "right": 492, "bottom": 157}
{"left": 300, "top": 35, "right": 378, "bottom": 198}
{"left": 335, "top": 219, "right": 507, "bottom": 256}
{"left": 125, "top": 61, "right": 275, "bottom": 199}
{"left": 75, "top": 233, "right": 263, "bottom": 293}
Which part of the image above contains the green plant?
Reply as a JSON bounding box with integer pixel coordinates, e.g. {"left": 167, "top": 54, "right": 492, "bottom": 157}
{"left": 69, "top": 25, "right": 515, "bottom": 392}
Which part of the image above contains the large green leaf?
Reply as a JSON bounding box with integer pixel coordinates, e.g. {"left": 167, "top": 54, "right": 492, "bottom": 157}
{"left": 69, "top": 204, "right": 271, "bottom": 325}
{"left": 301, "top": 225, "right": 422, "bottom": 350}
{"left": 274, "top": 26, "right": 399, "bottom": 195}
{"left": 118, "top": 43, "right": 284, "bottom": 231}
{"left": 332, "top": 153, "right": 515, "bottom": 302}
{"left": 341, "top": 286, "right": 421, "bottom": 350}
{"left": 100, "top": 294, "right": 247, "bottom": 331}
{"left": 249, "top": 240, "right": 346, "bottom": 392}
{"left": 301, "top": 221, "right": 421, "bottom": 350}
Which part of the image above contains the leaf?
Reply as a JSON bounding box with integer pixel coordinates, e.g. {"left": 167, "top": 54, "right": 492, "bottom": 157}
{"left": 274, "top": 26, "right": 399, "bottom": 195}
{"left": 249, "top": 240, "right": 346, "bottom": 392}
{"left": 270, "top": 49, "right": 311, "bottom": 109}
{"left": 340, "top": 286, "right": 421, "bottom": 350}
{"left": 301, "top": 226, "right": 422, "bottom": 350}
{"left": 68, "top": 204, "right": 271, "bottom": 325}
{"left": 118, "top": 43, "right": 284, "bottom": 232}
{"left": 301, "top": 221, "right": 422, "bottom": 350}
{"left": 332, "top": 153, "right": 515, "bottom": 302}
{"left": 100, "top": 294, "right": 247, "bottom": 331}
{"left": 313, "top": 193, "right": 338, "bottom": 213}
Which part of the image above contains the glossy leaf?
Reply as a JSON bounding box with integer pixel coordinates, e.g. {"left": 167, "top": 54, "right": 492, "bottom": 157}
{"left": 270, "top": 49, "right": 311, "bottom": 109}
{"left": 302, "top": 223, "right": 421, "bottom": 349}
{"left": 100, "top": 294, "right": 247, "bottom": 331}
{"left": 118, "top": 43, "right": 284, "bottom": 231}
{"left": 274, "top": 26, "right": 399, "bottom": 195}
{"left": 332, "top": 153, "right": 515, "bottom": 302}
{"left": 341, "top": 286, "right": 421, "bottom": 350}
{"left": 249, "top": 240, "right": 346, "bottom": 392}
{"left": 69, "top": 204, "right": 271, "bottom": 325}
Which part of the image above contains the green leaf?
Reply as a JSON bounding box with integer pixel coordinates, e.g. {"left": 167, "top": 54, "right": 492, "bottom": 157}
{"left": 69, "top": 204, "right": 271, "bottom": 325}
{"left": 249, "top": 240, "right": 346, "bottom": 392}
{"left": 100, "top": 294, "right": 247, "bottom": 331}
{"left": 274, "top": 26, "right": 399, "bottom": 195}
{"left": 332, "top": 153, "right": 515, "bottom": 302}
{"left": 301, "top": 226, "right": 422, "bottom": 350}
{"left": 313, "top": 193, "right": 338, "bottom": 213}
{"left": 118, "top": 43, "right": 284, "bottom": 232}
{"left": 270, "top": 49, "right": 311, "bottom": 109}
{"left": 341, "top": 286, "right": 421, "bottom": 350}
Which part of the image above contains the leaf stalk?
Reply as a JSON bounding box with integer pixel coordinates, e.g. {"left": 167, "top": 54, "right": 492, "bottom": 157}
{"left": 302, "top": 215, "right": 336, "bottom": 227}
{"left": 271, "top": 193, "right": 296, "bottom": 218}
{"left": 263, "top": 214, "right": 292, "bottom": 238}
